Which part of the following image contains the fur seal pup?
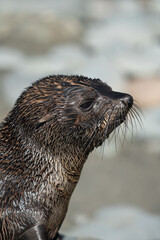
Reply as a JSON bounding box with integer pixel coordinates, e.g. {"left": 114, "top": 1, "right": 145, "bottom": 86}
{"left": 0, "top": 75, "right": 138, "bottom": 239}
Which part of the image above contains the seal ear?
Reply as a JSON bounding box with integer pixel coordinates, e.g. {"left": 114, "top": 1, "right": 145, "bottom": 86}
{"left": 36, "top": 114, "right": 54, "bottom": 128}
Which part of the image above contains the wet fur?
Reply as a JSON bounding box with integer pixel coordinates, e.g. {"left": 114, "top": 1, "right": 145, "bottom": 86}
{"left": 0, "top": 75, "right": 140, "bottom": 239}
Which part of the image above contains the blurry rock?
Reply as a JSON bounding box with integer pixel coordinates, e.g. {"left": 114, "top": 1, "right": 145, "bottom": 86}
{"left": 84, "top": 18, "right": 152, "bottom": 52}
{"left": 0, "top": 75, "right": 11, "bottom": 119}
{"left": 142, "top": 107, "right": 160, "bottom": 138}
{"left": 63, "top": 237, "right": 99, "bottom": 240}
{"left": 142, "top": 0, "right": 160, "bottom": 12}
{"left": 126, "top": 75, "right": 160, "bottom": 108}
{"left": 67, "top": 206, "right": 160, "bottom": 240}
{"left": 0, "top": 47, "right": 24, "bottom": 71}
{"left": 0, "top": 13, "right": 83, "bottom": 55}
{"left": 0, "top": 0, "right": 87, "bottom": 19}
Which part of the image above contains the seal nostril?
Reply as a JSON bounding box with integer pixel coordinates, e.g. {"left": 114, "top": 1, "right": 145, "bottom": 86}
{"left": 122, "top": 95, "right": 133, "bottom": 108}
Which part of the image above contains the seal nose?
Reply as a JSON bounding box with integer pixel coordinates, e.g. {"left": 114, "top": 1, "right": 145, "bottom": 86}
{"left": 106, "top": 90, "right": 133, "bottom": 109}
{"left": 121, "top": 94, "right": 133, "bottom": 108}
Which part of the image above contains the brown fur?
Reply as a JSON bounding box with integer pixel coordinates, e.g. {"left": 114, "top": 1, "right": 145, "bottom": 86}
{"left": 0, "top": 75, "right": 134, "bottom": 239}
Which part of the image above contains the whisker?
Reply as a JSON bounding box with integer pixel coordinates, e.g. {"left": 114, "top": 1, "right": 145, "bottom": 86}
{"left": 126, "top": 112, "right": 134, "bottom": 142}
{"left": 133, "top": 102, "right": 144, "bottom": 121}
{"left": 128, "top": 110, "right": 136, "bottom": 133}
{"left": 131, "top": 108, "right": 143, "bottom": 130}
{"left": 120, "top": 108, "right": 127, "bottom": 145}
{"left": 113, "top": 121, "right": 118, "bottom": 153}
{"left": 133, "top": 100, "right": 144, "bottom": 114}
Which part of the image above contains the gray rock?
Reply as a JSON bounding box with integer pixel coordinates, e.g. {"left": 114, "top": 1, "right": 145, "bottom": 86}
{"left": 0, "top": 13, "right": 83, "bottom": 54}
{"left": 66, "top": 206, "right": 160, "bottom": 240}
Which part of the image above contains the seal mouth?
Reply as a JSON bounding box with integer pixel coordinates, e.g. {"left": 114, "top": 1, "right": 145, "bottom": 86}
{"left": 98, "top": 100, "right": 142, "bottom": 142}
{"left": 103, "top": 118, "right": 124, "bottom": 139}
{"left": 99, "top": 110, "right": 126, "bottom": 137}
{"left": 95, "top": 117, "right": 125, "bottom": 147}
{"left": 100, "top": 116, "right": 125, "bottom": 130}
{"left": 105, "top": 119, "right": 124, "bottom": 138}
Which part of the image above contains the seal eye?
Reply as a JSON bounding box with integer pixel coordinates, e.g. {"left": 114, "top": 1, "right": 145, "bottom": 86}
{"left": 79, "top": 99, "right": 94, "bottom": 111}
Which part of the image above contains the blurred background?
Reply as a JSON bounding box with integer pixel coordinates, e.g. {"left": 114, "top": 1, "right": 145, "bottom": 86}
{"left": 0, "top": 0, "right": 160, "bottom": 239}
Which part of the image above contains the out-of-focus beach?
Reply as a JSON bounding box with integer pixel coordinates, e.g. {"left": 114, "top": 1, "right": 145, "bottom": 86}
{"left": 0, "top": 0, "right": 160, "bottom": 239}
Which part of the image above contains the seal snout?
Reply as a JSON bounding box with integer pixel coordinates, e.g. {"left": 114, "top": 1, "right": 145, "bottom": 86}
{"left": 121, "top": 94, "right": 133, "bottom": 109}
{"left": 109, "top": 91, "right": 133, "bottom": 109}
